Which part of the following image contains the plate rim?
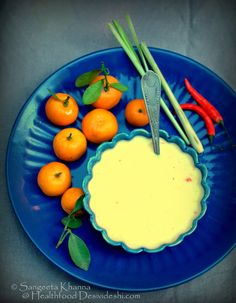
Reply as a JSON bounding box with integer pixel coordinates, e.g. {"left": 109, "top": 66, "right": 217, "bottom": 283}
{"left": 5, "top": 46, "right": 236, "bottom": 292}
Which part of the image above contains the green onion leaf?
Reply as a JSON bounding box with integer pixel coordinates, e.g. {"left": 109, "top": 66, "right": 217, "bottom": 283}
{"left": 75, "top": 69, "right": 101, "bottom": 87}
{"left": 110, "top": 82, "right": 128, "bottom": 92}
{"left": 82, "top": 80, "right": 104, "bottom": 105}
{"left": 61, "top": 216, "right": 82, "bottom": 229}
{"left": 68, "top": 233, "right": 91, "bottom": 271}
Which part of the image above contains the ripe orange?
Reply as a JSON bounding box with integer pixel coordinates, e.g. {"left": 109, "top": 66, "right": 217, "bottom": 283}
{"left": 45, "top": 93, "right": 79, "bottom": 126}
{"left": 37, "top": 162, "right": 71, "bottom": 196}
{"left": 90, "top": 75, "right": 122, "bottom": 109}
{"left": 53, "top": 128, "right": 87, "bottom": 162}
{"left": 82, "top": 109, "right": 118, "bottom": 144}
{"left": 125, "top": 99, "right": 149, "bottom": 127}
{"left": 61, "top": 187, "right": 85, "bottom": 215}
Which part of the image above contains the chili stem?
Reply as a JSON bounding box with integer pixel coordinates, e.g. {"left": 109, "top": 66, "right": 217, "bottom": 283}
{"left": 219, "top": 121, "right": 235, "bottom": 146}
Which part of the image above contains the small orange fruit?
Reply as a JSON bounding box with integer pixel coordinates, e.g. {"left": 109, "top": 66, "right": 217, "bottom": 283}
{"left": 45, "top": 93, "right": 79, "bottom": 126}
{"left": 125, "top": 99, "right": 149, "bottom": 127}
{"left": 37, "top": 162, "right": 71, "bottom": 196}
{"left": 91, "top": 75, "right": 122, "bottom": 109}
{"left": 53, "top": 128, "right": 87, "bottom": 162}
{"left": 82, "top": 109, "right": 118, "bottom": 144}
{"left": 61, "top": 187, "right": 85, "bottom": 215}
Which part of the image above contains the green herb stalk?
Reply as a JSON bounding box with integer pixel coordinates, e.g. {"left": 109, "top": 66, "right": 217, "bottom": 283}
{"left": 108, "top": 17, "right": 205, "bottom": 152}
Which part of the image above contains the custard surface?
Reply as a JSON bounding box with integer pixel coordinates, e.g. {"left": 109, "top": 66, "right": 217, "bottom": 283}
{"left": 88, "top": 136, "right": 204, "bottom": 250}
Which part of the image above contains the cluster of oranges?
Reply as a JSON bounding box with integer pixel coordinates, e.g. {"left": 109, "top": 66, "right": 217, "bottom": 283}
{"left": 37, "top": 74, "right": 149, "bottom": 215}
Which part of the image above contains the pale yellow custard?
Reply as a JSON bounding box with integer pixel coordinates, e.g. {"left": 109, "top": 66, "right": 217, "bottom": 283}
{"left": 88, "top": 136, "right": 204, "bottom": 251}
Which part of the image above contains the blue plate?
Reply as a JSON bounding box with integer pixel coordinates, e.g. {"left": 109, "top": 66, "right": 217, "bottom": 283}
{"left": 6, "top": 47, "right": 236, "bottom": 291}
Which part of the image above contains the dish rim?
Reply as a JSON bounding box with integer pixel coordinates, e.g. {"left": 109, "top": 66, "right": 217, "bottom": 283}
{"left": 83, "top": 128, "right": 211, "bottom": 253}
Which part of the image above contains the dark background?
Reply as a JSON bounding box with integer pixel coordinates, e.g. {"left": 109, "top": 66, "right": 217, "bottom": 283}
{"left": 0, "top": 0, "right": 236, "bottom": 302}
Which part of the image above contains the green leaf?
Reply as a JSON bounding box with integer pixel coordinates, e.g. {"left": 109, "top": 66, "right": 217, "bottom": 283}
{"left": 47, "top": 88, "right": 63, "bottom": 101}
{"left": 61, "top": 216, "right": 82, "bottom": 229}
{"left": 70, "top": 195, "right": 85, "bottom": 216}
{"left": 82, "top": 80, "right": 104, "bottom": 105}
{"left": 75, "top": 69, "right": 101, "bottom": 87}
{"left": 68, "top": 233, "right": 91, "bottom": 271}
{"left": 110, "top": 82, "right": 128, "bottom": 92}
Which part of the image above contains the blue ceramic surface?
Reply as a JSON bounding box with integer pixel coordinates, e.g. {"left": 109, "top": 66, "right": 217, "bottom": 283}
{"left": 83, "top": 129, "right": 210, "bottom": 253}
{"left": 6, "top": 47, "right": 236, "bottom": 291}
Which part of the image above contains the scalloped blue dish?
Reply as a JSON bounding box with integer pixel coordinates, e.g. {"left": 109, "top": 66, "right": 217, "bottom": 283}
{"left": 83, "top": 129, "right": 210, "bottom": 253}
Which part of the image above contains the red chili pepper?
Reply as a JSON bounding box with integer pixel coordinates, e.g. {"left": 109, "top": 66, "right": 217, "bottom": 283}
{"left": 180, "top": 103, "right": 215, "bottom": 144}
{"left": 184, "top": 78, "right": 223, "bottom": 124}
{"left": 184, "top": 78, "right": 235, "bottom": 145}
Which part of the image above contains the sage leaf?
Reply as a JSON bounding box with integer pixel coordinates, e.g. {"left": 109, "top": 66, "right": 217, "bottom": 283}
{"left": 82, "top": 80, "right": 104, "bottom": 105}
{"left": 61, "top": 216, "right": 82, "bottom": 229}
{"left": 68, "top": 233, "right": 91, "bottom": 271}
{"left": 70, "top": 195, "right": 85, "bottom": 216}
{"left": 75, "top": 69, "right": 101, "bottom": 87}
{"left": 110, "top": 82, "right": 128, "bottom": 92}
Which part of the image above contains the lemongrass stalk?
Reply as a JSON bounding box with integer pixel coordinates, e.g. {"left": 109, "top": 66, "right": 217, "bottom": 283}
{"left": 112, "top": 20, "right": 140, "bottom": 63}
{"left": 108, "top": 21, "right": 190, "bottom": 145}
{"left": 124, "top": 16, "right": 189, "bottom": 144}
{"left": 113, "top": 17, "right": 149, "bottom": 74}
{"left": 159, "top": 98, "right": 189, "bottom": 144}
{"left": 125, "top": 15, "right": 149, "bottom": 72}
{"left": 140, "top": 42, "right": 203, "bottom": 153}
{"left": 108, "top": 22, "right": 145, "bottom": 76}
